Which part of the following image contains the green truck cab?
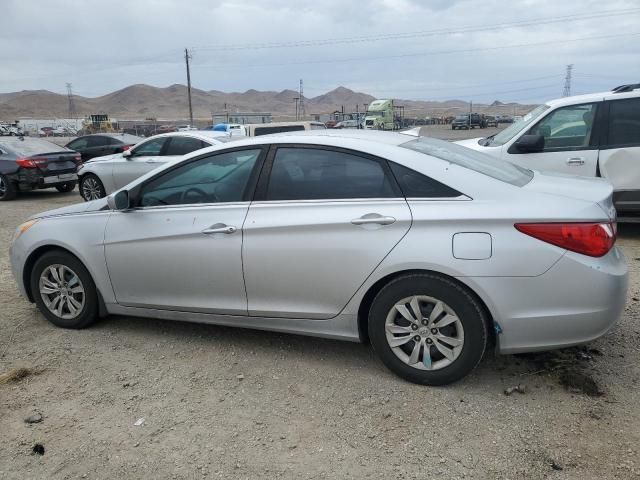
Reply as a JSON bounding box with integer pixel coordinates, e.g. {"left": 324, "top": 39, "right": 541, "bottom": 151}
{"left": 364, "top": 99, "right": 396, "bottom": 130}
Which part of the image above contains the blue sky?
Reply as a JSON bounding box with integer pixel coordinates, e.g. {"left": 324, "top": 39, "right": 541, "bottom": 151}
{"left": 2, "top": 0, "right": 639, "bottom": 103}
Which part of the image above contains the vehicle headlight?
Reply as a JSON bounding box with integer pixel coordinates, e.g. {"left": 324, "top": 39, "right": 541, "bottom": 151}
{"left": 12, "top": 219, "right": 38, "bottom": 242}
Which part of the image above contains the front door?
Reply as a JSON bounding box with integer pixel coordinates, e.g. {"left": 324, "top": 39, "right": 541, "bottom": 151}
{"left": 104, "top": 147, "right": 265, "bottom": 314}
{"left": 504, "top": 102, "right": 601, "bottom": 177}
{"left": 111, "top": 136, "right": 169, "bottom": 191}
{"left": 243, "top": 145, "right": 412, "bottom": 319}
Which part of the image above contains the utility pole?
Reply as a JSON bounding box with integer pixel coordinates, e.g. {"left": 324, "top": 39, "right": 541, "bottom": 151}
{"left": 562, "top": 64, "right": 573, "bottom": 97}
{"left": 469, "top": 100, "right": 472, "bottom": 129}
{"left": 66, "top": 83, "right": 76, "bottom": 119}
{"left": 184, "top": 48, "right": 194, "bottom": 126}
{"left": 299, "top": 79, "right": 305, "bottom": 119}
{"left": 293, "top": 97, "right": 299, "bottom": 120}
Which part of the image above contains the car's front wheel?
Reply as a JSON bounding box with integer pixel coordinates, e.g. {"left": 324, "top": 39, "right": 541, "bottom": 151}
{"left": 30, "top": 250, "right": 98, "bottom": 329}
{"left": 79, "top": 174, "right": 106, "bottom": 201}
{"left": 369, "top": 274, "right": 488, "bottom": 385}
{"left": 56, "top": 182, "right": 76, "bottom": 193}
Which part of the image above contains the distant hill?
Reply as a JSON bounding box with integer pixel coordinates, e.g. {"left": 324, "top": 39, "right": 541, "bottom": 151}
{"left": 0, "top": 84, "right": 536, "bottom": 121}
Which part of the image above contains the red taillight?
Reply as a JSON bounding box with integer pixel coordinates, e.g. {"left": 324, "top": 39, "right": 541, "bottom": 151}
{"left": 73, "top": 154, "right": 82, "bottom": 164}
{"left": 515, "top": 222, "right": 616, "bottom": 257}
{"left": 16, "top": 157, "right": 47, "bottom": 168}
{"left": 122, "top": 145, "right": 131, "bottom": 151}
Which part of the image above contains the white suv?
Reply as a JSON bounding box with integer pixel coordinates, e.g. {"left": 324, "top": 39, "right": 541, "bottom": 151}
{"left": 456, "top": 84, "right": 640, "bottom": 215}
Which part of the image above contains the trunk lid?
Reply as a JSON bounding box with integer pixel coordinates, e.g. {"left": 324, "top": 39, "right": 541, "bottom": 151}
{"left": 524, "top": 171, "right": 615, "bottom": 219}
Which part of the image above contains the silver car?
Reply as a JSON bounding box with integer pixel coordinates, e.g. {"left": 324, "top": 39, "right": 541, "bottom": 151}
{"left": 9, "top": 131, "right": 627, "bottom": 385}
{"left": 77, "top": 130, "right": 230, "bottom": 201}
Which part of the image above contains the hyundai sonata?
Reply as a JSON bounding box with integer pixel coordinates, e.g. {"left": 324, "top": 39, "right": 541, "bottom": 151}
{"left": 9, "top": 131, "right": 627, "bottom": 385}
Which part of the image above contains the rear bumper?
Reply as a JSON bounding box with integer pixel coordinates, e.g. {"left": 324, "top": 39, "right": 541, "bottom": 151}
{"left": 461, "top": 246, "right": 628, "bottom": 354}
{"left": 14, "top": 170, "right": 77, "bottom": 190}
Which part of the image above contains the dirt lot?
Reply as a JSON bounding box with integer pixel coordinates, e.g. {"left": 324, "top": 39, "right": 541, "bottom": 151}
{"left": 1, "top": 126, "right": 639, "bottom": 479}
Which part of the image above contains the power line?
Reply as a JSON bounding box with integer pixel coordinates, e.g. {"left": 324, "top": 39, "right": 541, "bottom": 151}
{"left": 193, "top": 8, "right": 640, "bottom": 51}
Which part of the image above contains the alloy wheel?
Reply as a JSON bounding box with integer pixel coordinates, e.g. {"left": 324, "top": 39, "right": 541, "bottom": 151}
{"left": 0, "top": 176, "right": 6, "bottom": 197}
{"left": 82, "top": 177, "right": 102, "bottom": 200}
{"left": 39, "top": 264, "right": 85, "bottom": 319}
{"left": 385, "top": 295, "right": 464, "bottom": 371}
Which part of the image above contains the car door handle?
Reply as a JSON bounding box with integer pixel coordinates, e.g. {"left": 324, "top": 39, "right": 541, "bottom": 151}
{"left": 202, "top": 223, "right": 237, "bottom": 235}
{"left": 567, "top": 157, "right": 585, "bottom": 166}
{"left": 146, "top": 159, "right": 158, "bottom": 164}
{"left": 351, "top": 214, "right": 396, "bottom": 226}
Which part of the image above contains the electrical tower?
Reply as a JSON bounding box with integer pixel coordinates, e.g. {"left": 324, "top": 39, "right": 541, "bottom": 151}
{"left": 562, "top": 64, "right": 573, "bottom": 97}
{"left": 185, "top": 48, "right": 194, "bottom": 126}
{"left": 299, "top": 79, "right": 305, "bottom": 118}
{"left": 66, "top": 83, "right": 76, "bottom": 119}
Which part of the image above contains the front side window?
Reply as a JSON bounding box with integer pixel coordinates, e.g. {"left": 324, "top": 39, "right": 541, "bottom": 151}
{"left": 139, "top": 149, "right": 261, "bottom": 207}
{"left": 606, "top": 98, "right": 640, "bottom": 147}
{"left": 131, "top": 137, "right": 166, "bottom": 157}
{"left": 266, "top": 148, "right": 397, "bottom": 201}
{"left": 528, "top": 103, "right": 598, "bottom": 151}
{"left": 68, "top": 138, "right": 89, "bottom": 150}
{"left": 489, "top": 104, "right": 549, "bottom": 146}
{"left": 164, "top": 136, "right": 208, "bottom": 155}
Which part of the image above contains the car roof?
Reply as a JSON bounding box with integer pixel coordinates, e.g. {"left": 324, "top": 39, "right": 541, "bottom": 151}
{"left": 217, "top": 129, "right": 413, "bottom": 148}
{"left": 147, "top": 130, "right": 230, "bottom": 143}
{"left": 76, "top": 133, "right": 143, "bottom": 143}
{"left": 545, "top": 87, "right": 640, "bottom": 108}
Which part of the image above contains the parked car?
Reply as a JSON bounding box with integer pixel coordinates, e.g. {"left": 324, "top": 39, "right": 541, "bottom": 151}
{"left": 451, "top": 113, "right": 484, "bottom": 130}
{"left": 65, "top": 133, "right": 143, "bottom": 162}
{"left": 243, "top": 121, "right": 326, "bottom": 136}
{"left": 9, "top": 131, "right": 626, "bottom": 386}
{"left": 204, "top": 123, "right": 247, "bottom": 136}
{"left": 0, "top": 137, "right": 80, "bottom": 200}
{"left": 484, "top": 116, "right": 498, "bottom": 127}
{"left": 177, "top": 125, "right": 198, "bottom": 132}
{"left": 334, "top": 120, "right": 359, "bottom": 129}
{"left": 456, "top": 83, "right": 640, "bottom": 215}
{"left": 77, "top": 131, "right": 230, "bottom": 201}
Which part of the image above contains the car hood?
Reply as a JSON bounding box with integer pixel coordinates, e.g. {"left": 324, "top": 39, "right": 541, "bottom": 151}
{"left": 30, "top": 198, "right": 109, "bottom": 220}
{"left": 454, "top": 138, "right": 484, "bottom": 149}
{"left": 84, "top": 152, "right": 124, "bottom": 164}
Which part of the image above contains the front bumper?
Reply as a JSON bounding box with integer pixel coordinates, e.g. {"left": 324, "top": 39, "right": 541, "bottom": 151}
{"left": 9, "top": 237, "right": 29, "bottom": 300}
{"left": 462, "top": 246, "right": 628, "bottom": 354}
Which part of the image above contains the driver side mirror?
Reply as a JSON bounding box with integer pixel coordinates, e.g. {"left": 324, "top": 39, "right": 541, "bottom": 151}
{"left": 107, "top": 190, "right": 132, "bottom": 211}
{"left": 514, "top": 134, "right": 545, "bottom": 153}
{"left": 122, "top": 149, "right": 132, "bottom": 159}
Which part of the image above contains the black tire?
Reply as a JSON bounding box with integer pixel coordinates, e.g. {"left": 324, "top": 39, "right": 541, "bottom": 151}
{"left": 368, "top": 273, "right": 488, "bottom": 386}
{"left": 30, "top": 250, "right": 98, "bottom": 329}
{"left": 0, "top": 173, "right": 17, "bottom": 201}
{"left": 55, "top": 182, "right": 76, "bottom": 193}
{"left": 79, "top": 174, "right": 106, "bottom": 201}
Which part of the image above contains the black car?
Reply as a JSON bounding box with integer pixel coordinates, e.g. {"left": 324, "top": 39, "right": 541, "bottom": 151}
{"left": 484, "top": 115, "right": 498, "bottom": 127}
{"left": 0, "top": 137, "right": 80, "bottom": 201}
{"left": 451, "top": 113, "right": 484, "bottom": 130}
{"left": 65, "top": 133, "right": 143, "bottom": 162}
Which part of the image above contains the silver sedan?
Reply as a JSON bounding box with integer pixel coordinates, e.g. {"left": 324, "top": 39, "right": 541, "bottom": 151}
{"left": 9, "top": 131, "right": 627, "bottom": 385}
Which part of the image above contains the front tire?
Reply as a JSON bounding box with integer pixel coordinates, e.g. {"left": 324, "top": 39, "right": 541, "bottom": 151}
{"left": 368, "top": 274, "right": 487, "bottom": 386}
{"left": 56, "top": 182, "right": 76, "bottom": 193}
{"left": 79, "top": 174, "right": 106, "bottom": 201}
{"left": 0, "top": 174, "right": 17, "bottom": 201}
{"left": 30, "top": 250, "right": 98, "bottom": 329}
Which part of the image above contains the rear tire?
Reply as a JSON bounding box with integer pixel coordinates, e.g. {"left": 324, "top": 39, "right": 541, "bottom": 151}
{"left": 30, "top": 250, "right": 98, "bottom": 329}
{"left": 79, "top": 174, "right": 106, "bottom": 201}
{"left": 56, "top": 182, "right": 76, "bottom": 193}
{"left": 0, "top": 174, "right": 17, "bottom": 201}
{"left": 368, "top": 273, "right": 487, "bottom": 386}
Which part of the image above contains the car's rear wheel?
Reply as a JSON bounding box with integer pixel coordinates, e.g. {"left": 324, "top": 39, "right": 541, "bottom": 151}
{"left": 30, "top": 250, "right": 98, "bottom": 329}
{"left": 0, "top": 174, "right": 17, "bottom": 201}
{"left": 56, "top": 182, "right": 76, "bottom": 193}
{"left": 80, "top": 174, "right": 106, "bottom": 201}
{"left": 369, "top": 274, "right": 487, "bottom": 386}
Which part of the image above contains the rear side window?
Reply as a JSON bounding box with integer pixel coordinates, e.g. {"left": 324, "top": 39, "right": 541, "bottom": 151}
{"left": 606, "top": 98, "right": 640, "bottom": 147}
{"left": 389, "top": 162, "right": 461, "bottom": 198}
{"left": 266, "top": 148, "right": 398, "bottom": 200}
{"left": 164, "top": 136, "right": 207, "bottom": 155}
{"left": 400, "top": 137, "right": 533, "bottom": 187}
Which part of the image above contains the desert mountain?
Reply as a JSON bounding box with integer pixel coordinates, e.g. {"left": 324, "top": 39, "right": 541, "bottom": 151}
{"left": 0, "top": 84, "right": 535, "bottom": 120}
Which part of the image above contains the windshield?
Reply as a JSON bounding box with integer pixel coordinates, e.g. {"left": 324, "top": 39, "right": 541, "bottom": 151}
{"left": 367, "top": 111, "right": 385, "bottom": 117}
{"left": 455, "top": 115, "right": 468, "bottom": 120}
{"left": 489, "top": 104, "right": 549, "bottom": 146}
{"left": 400, "top": 136, "right": 533, "bottom": 187}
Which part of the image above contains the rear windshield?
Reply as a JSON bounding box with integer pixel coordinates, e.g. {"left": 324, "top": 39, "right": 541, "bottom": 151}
{"left": 400, "top": 137, "right": 533, "bottom": 187}
{"left": 0, "top": 138, "right": 68, "bottom": 156}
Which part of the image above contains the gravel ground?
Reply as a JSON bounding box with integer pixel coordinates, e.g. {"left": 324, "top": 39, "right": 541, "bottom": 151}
{"left": 1, "top": 127, "right": 639, "bottom": 479}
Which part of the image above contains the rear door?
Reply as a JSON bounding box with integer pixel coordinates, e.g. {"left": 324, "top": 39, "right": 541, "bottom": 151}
{"left": 111, "top": 136, "right": 168, "bottom": 190}
{"left": 598, "top": 95, "right": 640, "bottom": 213}
{"left": 242, "top": 145, "right": 412, "bottom": 319}
{"left": 504, "top": 102, "right": 601, "bottom": 177}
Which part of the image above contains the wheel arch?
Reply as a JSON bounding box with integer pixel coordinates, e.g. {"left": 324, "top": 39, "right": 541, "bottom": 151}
{"left": 357, "top": 269, "right": 496, "bottom": 348}
{"left": 22, "top": 245, "right": 107, "bottom": 316}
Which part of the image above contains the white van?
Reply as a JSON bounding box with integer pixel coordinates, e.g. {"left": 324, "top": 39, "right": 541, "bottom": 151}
{"left": 456, "top": 84, "right": 640, "bottom": 215}
{"left": 244, "top": 121, "right": 326, "bottom": 137}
